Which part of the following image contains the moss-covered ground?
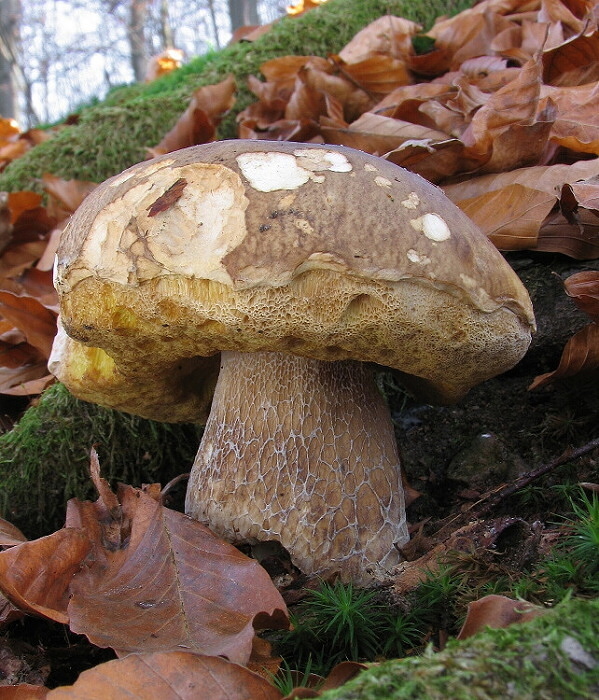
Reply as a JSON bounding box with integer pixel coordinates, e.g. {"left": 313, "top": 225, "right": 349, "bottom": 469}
{"left": 319, "top": 597, "right": 599, "bottom": 700}
{"left": 0, "top": 383, "right": 200, "bottom": 537}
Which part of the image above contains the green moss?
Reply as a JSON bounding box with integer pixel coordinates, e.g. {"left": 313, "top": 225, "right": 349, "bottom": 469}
{"left": 0, "top": 383, "right": 200, "bottom": 538}
{"left": 319, "top": 597, "right": 599, "bottom": 699}
{"left": 0, "top": 0, "right": 471, "bottom": 192}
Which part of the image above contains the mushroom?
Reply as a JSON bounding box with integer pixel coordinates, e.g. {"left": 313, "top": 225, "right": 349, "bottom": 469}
{"left": 50, "top": 140, "right": 535, "bottom": 584}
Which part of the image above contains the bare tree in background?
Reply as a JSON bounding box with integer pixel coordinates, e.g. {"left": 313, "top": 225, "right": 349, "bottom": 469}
{"left": 0, "top": 0, "right": 22, "bottom": 120}
{"left": 128, "top": 0, "right": 149, "bottom": 81}
{"left": 12, "top": 0, "right": 286, "bottom": 127}
{"left": 228, "top": 0, "right": 259, "bottom": 32}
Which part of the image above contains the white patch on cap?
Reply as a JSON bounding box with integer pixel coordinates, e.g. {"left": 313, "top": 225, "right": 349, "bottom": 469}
{"left": 401, "top": 192, "right": 420, "bottom": 209}
{"left": 364, "top": 163, "right": 378, "bottom": 172}
{"left": 237, "top": 152, "right": 311, "bottom": 192}
{"left": 236, "top": 150, "right": 353, "bottom": 192}
{"left": 375, "top": 176, "right": 392, "bottom": 188}
{"left": 406, "top": 249, "right": 431, "bottom": 265}
{"left": 410, "top": 213, "right": 451, "bottom": 241}
{"left": 293, "top": 149, "right": 353, "bottom": 173}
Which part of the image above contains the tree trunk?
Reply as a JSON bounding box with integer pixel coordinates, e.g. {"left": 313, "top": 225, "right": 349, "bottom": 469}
{"left": 158, "top": 0, "right": 174, "bottom": 49}
{"left": 228, "top": 0, "right": 260, "bottom": 32}
{"left": 0, "top": 0, "right": 21, "bottom": 121}
{"left": 128, "top": 0, "right": 148, "bottom": 82}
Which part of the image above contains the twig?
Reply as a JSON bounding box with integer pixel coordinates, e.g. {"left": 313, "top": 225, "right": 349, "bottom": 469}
{"left": 430, "top": 437, "right": 599, "bottom": 540}
{"left": 468, "top": 436, "right": 599, "bottom": 519}
{"left": 159, "top": 472, "right": 190, "bottom": 505}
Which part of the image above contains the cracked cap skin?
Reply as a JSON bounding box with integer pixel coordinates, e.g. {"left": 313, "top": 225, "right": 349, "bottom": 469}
{"left": 51, "top": 140, "right": 536, "bottom": 421}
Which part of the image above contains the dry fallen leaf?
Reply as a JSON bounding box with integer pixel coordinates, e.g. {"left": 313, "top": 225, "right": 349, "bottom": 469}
{"left": 0, "top": 528, "right": 91, "bottom": 623}
{"left": 0, "top": 517, "right": 28, "bottom": 547}
{"left": 45, "top": 651, "right": 282, "bottom": 700}
{"left": 148, "top": 75, "right": 236, "bottom": 156}
{"left": 563, "top": 270, "right": 599, "bottom": 320}
{"left": 530, "top": 271, "right": 599, "bottom": 389}
{"left": 457, "top": 595, "right": 545, "bottom": 640}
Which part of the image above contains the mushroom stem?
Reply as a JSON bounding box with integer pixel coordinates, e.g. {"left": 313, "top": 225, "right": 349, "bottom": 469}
{"left": 185, "top": 350, "right": 409, "bottom": 583}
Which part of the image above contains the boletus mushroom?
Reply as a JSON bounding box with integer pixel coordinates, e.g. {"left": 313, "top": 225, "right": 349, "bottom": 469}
{"left": 50, "top": 140, "right": 535, "bottom": 584}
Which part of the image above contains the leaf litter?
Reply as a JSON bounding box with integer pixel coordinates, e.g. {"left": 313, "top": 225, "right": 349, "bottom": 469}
{"left": 0, "top": 0, "right": 598, "bottom": 694}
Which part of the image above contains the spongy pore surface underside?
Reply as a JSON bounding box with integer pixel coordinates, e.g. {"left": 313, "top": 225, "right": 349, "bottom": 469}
{"left": 61, "top": 266, "right": 531, "bottom": 404}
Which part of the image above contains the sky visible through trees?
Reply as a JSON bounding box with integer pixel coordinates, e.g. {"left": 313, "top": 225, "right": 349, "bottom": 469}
{"left": 8, "top": 0, "right": 286, "bottom": 127}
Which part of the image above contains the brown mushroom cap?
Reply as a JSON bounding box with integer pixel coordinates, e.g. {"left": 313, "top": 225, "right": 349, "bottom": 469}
{"left": 53, "top": 140, "right": 534, "bottom": 419}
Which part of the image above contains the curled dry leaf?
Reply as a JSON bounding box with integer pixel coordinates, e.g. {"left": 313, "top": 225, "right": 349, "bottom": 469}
{"left": 0, "top": 685, "right": 49, "bottom": 699}
{"left": 530, "top": 317, "right": 599, "bottom": 389}
{"left": 564, "top": 270, "right": 599, "bottom": 320}
{"left": 63, "top": 463, "right": 288, "bottom": 663}
{"left": 0, "top": 528, "right": 92, "bottom": 623}
{"left": 453, "top": 183, "right": 557, "bottom": 250}
{"left": 0, "top": 291, "right": 57, "bottom": 358}
{"left": 457, "top": 595, "right": 545, "bottom": 640}
{"left": 45, "top": 652, "right": 282, "bottom": 700}
{"left": 148, "top": 75, "right": 236, "bottom": 157}
{"left": 530, "top": 269, "right": 599, "bottom": 389}
{"left": 0, "top": 517, "right": 27, "bottom": 547}
{"left": 41, "top": 173, "right": 98, "bottom": 220}
{"left": 338, "top": 15, "right": 421, "bottom": 64}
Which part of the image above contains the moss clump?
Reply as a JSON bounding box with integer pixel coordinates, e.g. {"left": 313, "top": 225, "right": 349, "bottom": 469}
{"left": 0, "top": 0, "right": 471, "bottom": 192}
{"left": 0, "top": 383, "right": 200, "bottom": 538}
{"left": 319, "top": 597, "right": 599, "bottom": 700}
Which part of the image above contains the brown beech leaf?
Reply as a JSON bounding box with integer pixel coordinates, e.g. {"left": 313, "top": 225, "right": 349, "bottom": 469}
{"left": 536, "top": 207, "right": 599, "bottom": 259}
{"left": 299, "top": 61, "right": 373, "bottom": 122}
{"left": 260, "top": 55, "right": 328, "bottom": 87}
{"left": 285, "top": 81, "right": 326, "bottom": 122}
{"left": 322, "top": 112, "right": 449, "bottom": 155}
{"left": 457, "top": 595, "right": 545, "bottom": 640}
{"left": 41, "top": 174, "right": 98, "bottom": 219}
{"left": 45, "top": 652, "right": 282, "bottom": 700}
{"left": 452, "top": 183, "right": 557, "bottom": 250}
{"left": 0, "top": 517, "right": 27, "bottom": 547}
{"left": 333, "top": 54, "right": 411, "bottom": 95}
{"left": 6, "top": 191, "right": 43, "bottom": 224}
{"left": 383, "top": 138, "right": 465, "bottom": 184}
{"left": 530, "top": 322, "right": 599, "bottom": 389}
{"left": 0, "top": 369, "right": 54, "bottom": 396}
{"left": 542, "top": 30, "right": 599, "bottom": 86}
{"left": 425, "top": 7, "right": 517, "bottom": 73}
{"left": 149, "top": 75, "right": 236, "bottom": 156}
{"left": 319, "top": 661, "right": 368, "bottom": 691}
{"left": 543, "top": 82, "right": 599, "bottom": 154}
{"left": 371, "top": 83, "right": 454, "bottom": 121}
{"left": 338, "top": 15, "right": 420, "bottom": 64}
{"left": 563, "top": 181, "right": 599, "bottom": 213}
{"left": 443, "top": 159, "right": 599, "bottom": 200}
{"left": 0, "top": 291, "right": 57, "bottom": 358}
{"left": 65, "top": 480, "right": 288, "bottom": 663}
{"left": 0, "top": 528, "right": 91, "bottom": 623}
{"left": 0, "top": 686, "right": 49, "bottom": 698}
{"left": 564, "top": 270, "right": 599, "bottom": 320}
{"left": 0, "top": 340, "right": 43, "bottom": 369}
{"left": 461, "top": 56, "right": 545, "bottom": 168}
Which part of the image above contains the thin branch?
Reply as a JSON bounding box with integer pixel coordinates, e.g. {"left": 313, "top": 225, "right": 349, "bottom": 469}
{"left": 469, "top": 436, "right": 599, "bottom": 518}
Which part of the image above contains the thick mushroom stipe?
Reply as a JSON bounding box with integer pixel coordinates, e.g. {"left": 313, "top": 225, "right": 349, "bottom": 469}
{"left": 50, "top": 140, "right": 536, "bottom": 582}
{"left": 187, "top": 351, "right": 407, "bottom": 582}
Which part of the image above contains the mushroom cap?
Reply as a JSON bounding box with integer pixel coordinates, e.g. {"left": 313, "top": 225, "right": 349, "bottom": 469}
{"left": 53, "top": 140, "right": 535, "bottom": 420}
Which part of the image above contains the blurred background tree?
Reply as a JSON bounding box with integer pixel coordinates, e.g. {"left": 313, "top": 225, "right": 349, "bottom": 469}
{"left": 0, "top": 0, "right": 285, "bottom": 127}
